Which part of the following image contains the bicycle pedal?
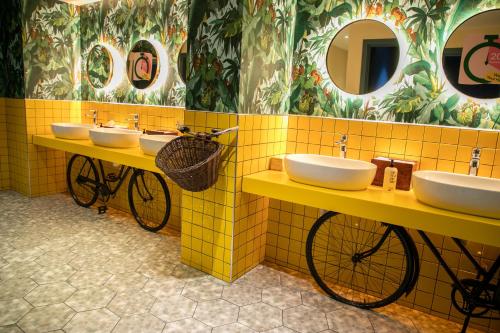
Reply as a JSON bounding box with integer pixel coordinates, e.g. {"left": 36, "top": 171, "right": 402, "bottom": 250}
{"left": 97, "top": 206, "right": 108, "bottom": 214}
{"left": 105, "top": 173, "right": 119, "bottom": 182}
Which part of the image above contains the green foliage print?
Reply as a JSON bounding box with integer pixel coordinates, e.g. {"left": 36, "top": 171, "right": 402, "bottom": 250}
{"left": 186, "top": 0, "right": 243, "bottom": 113}
{"left": 291, "top": 0, "right": 500, "bottom": 129}
{"left": 80, "top": 0, "right": 188, "bottom": 106}
{"left": 239, "top": 0, "right": 297, "bottom": 115}
{"left": 22, "top": 0, "right": 81, "bottom": 100}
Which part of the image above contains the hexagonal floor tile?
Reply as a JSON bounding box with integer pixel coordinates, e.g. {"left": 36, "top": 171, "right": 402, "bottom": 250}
{"left": 236, "top": 265, "right": 281, "bottom": 289}
{"left": 107, "top": 291, "right": 155, "bottom": 317}
{"left": 222, "top": 284, "right": 262, "bottom": 306}
{"left": 0, "top": 261, "right": 41, "bottom": 281}
{"left": 283, "top": 305, "right": 329, "bottom": 333}
{"left": 18, "top": 303, "right": 75, "bottom": 333}
{"left": 150, "top": 295, "right": 197, "bottom": 322}
{"left": 301, "top": 291, "right": 342, "bottom": 313}
{"left": 238, "top": 302, "right": 282, "bottom": 332}
{"left": 24, "top": 282, "right": 75, "bottom": 307}
{"left": 162, "top": 318, "right": 211, "bottom": 333}
{"left": 64, "top": 308, "right": 119, "bottom": 333}
{"left": 182, "top": 279, "right": 223, "bottom": 301}
{"left": 137, "top": 260, "right": 175, "bottom": 280}
{"left": 262, "top": 287, "right": 302, "bottom": 310}
{"left": 65, "top": 286, "right": 115, "bottom": 311}
{"left": 212, "top": 323, "right": 256, "bottom": 333}
{"left": 30, "top": 264, "right": 76, "bottom": 284}
{"left": 142, "top": 277, "right": 185, "bottom": 299}
{"left": 68, "top": 270, "right": 113, "bottom": 289}
{"left": 0, "top": 278, "right": 37, "bottom": 300}
{"left": 104, "top": 272, "right": 148, "bottom": 293}
{"left": 35, "top": 250, "right": 77, "bottom": 267}
{"left": 326, "top": 308, "right": 374, "bottom": 333}
{"left": 112, "top": 313, "right": 165, "bottom": 333}
{"left": 171, "top": 264, "right": 207, "bottom": 280}
{"left": 0, "top": 299, "right": 32, "bottom": 326}
{"left": 105, "top": 257, "right": 141, "bottom": 275}
{"left": 263, "top": 327, "right": 297, "bottom": 333}
{"left": 194, "top": 299, "right": 239, "bottom": 327}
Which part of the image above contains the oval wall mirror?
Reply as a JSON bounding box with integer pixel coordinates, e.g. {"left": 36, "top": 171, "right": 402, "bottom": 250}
{"left": 86, "top": 45, "right": 113, "bottom": 90}
{"left": 442, "top": 9, "right": 500, "bottom": 99}
{"left": 127, "top": 40, "right": 160, "bottom": 90}
{"left": 326, "top": 20, "right": 400, "bottom": 95}
{"left": 178, "top": 41, "right": 188, "bottom": 83}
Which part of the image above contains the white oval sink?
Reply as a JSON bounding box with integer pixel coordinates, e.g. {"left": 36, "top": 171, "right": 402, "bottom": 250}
{"left": 284, "top": 154, "right": 377, "bottom": 190}
{"left": 140, "top": 135, "right": 177, "bottom": 156}
{"left": 51, "top": 123, "right": 92, "bottom": 140}
{"left": 89, "top": 128, "right": 142, "bottom": 148}
{"left": 413, "top": 171, "right": 500, "bottom": 219}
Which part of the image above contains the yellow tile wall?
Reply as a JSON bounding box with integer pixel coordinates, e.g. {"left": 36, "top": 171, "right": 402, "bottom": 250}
{"left": 266, "top": 115, "right": 500, "bottom": 332}
{"left": 180, "top": 110, "right": 238, "bottom": 281}
{"left": 0, "top": 98, "right": 10, "bottom": 190}
{"left": 231, "top": 114, "right": 288, "bottom": 279}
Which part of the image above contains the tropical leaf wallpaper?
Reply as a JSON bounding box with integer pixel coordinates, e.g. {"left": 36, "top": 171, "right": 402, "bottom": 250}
{"left": 22, "top": 0, "right": 81, "bottom": 100}
{"left": 290, "top": 0, "right": 500, "bottom": 129}
{"left": 0, "top": 0, "right": 25, "bottom": 98}
{"left": 239, "top": 0, "right": 297, "bottom": 114}
{"left": 80, "top": 0, "right": 188, "bottom": 106}
{"left": 186, "top": 0, "right": 243, "bottom": 113}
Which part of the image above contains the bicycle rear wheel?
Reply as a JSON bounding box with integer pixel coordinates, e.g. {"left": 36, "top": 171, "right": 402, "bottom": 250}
{"left": 128, "top": 170, "right": 171, "bottom": 232}
{"left": 306, "top": 211, "right": 414, "bottom": 309}
{"left": 66, "top": 154, "right": 99, "bottom": 207}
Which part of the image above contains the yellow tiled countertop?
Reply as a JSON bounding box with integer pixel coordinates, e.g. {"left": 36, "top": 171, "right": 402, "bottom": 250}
{"left": 33, "top": 135, "right": 161, "bottom": 173}
{"left": 242, "top": 170, "right": 500, "bottom": 248}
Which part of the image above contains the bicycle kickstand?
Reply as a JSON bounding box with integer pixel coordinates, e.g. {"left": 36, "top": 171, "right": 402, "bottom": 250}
{"left": 461, "top": 314, "right": 471, "bottom": 333}
{"left": 98, "top": 205, "right": 108, "bottom": 214}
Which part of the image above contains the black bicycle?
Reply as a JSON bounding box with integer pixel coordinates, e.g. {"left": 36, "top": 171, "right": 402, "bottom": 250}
{"left": 306, "top": 211, "right": 499, "bottom": 332}
{"left": 66, "top": 154, "right": 171, "bottom": 232}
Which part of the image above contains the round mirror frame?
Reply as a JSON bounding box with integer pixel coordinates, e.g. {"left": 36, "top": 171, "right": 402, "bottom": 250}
{"left": 440, "top": 8, "right": 500, "bottom": 101}
{"left": 178, "top": 40, "right": 188, "bottom": 84}
{"left": 325, "top": 18, "right": 402, "bottom": 96}
{"left": 86, "top": 44, "right": 114, "bottom": 90}
{"left": 127, "top": 39, "right": 163, "bottom": 90}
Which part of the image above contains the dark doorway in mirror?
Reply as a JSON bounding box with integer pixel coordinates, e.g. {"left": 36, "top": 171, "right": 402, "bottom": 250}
{"left": 360, "top": 39, "right": 399, "bottom": 94}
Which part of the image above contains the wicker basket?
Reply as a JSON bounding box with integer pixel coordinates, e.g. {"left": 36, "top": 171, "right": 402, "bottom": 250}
{"left": 155, "top": 136, "right": 224, "bottom": 192}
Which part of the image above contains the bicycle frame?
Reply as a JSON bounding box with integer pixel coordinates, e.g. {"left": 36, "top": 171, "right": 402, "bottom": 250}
{"left": 95, "top": 159, "right": 133, "bottom": 198}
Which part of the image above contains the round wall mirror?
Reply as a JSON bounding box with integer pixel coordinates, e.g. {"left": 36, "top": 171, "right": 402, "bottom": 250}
{"left": 178, "top": 41, "right": 188, "bottom": 83}
{"left": 86, "top": 45, "right": 113, "bottom": 90}
{"left": 127, "top": 40, "right": 160, "bottom": 90}
{"left": 326, "top": 20, "right": 400, "bottom": 95}
{"left": 442, "top": 9, "right": 500, "bottom": 99}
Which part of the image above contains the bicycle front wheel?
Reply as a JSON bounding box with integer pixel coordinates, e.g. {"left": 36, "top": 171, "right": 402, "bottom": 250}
{"left": 128, "top": 170, "right": 171, "bottom": 232}
{"left": 306, "top": 212, "right": 414, "bottom": 309}
{"left": 66, "top": 154, "right": 99, "bottom": 207}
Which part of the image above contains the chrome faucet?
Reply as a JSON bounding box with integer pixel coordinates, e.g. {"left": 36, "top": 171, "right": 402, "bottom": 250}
{"left": 86, "top": 109, "right": 98, "bottom": 126}
{"left": 128, "top": 113, "right": 140, "bottom": 131}
{"left": 336, "top": 134, "right": 348, "bottom": 159}
{"left": 469, "top": 147, "right": 481, "bottom": 176}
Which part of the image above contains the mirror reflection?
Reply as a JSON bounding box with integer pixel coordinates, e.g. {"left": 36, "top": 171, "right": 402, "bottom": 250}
{"left": 86, "top": 45, "right": 113, "bottom": 90}
{"left": 178, "top": 41, "right": 187, "bottom": 83}
{"left": 127, "top": 40, "right": 159, "bottom": 90}
{"left": 326, "top": 20, "right": 400, "bottom": 95}
{"left": 442, "top": 9, "right": 500, "bottom": 99}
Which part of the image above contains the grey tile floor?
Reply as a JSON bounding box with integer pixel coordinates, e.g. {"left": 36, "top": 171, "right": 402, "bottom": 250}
{"left": 0, "top": 191, "right": 484, "bottom": 333}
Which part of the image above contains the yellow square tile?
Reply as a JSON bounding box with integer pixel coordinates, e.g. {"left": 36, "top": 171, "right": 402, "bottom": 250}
{"left": 375, "top": 138, "right": 390, "bottom": 152}
{"left": 376, "top": 123, "right": 392, "bottom": 138}
{"left": 288, "top": 116, "right": 298, "bottom": 129}
{"left": 423, "top": 126, "right": 441, "bottom": 143}
{"left": 458, "top": 129, "right": 478, "bottom": 146}
{"left": 421, "top": 142, "right": 439, "bottom": 158}
{"left": 390, "top": 139, "right": 406, "bottom": 154}
{"left": 405, "top": 141, "right": 422, "bottom": 157}
{"left": 309, "top": 117, "right": 322, "bottom": 132}
{"left": 348, "top": 121, "right": 362, "bottom": 135}
{"left": 438, "top": 144, "right": 457, "bottom": 161}
{"left": 361, "top": 121, "right": 377, "bottom": 137}
{"left": 391, "top": 124, "right": 408, "bottom": 140}
{"left": 456, "top": 146, "right": 472, "bottom": 162}
{"left": 480, "top": 148, "right": 495, "bottom": 165}
{"left": 335, "top": 119, "right": 348, "bottom": 134}
{"left": 297, "top": 117, "right": 310, "bottom": 130}
{"left": 477, "top": 131, "right": 498, "bottom": 149}
{"left": 322, "top": 118, "right": 335, "bottom": 132}
{"left": 441, "top": 128, "right": 459, "bottom": 145}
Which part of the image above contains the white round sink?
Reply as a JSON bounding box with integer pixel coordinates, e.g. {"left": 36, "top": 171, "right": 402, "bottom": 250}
{"left": 140, "top": 135, "right": 177, "bottom": 156}
{"left": 51, "top": 123, "right": 92, "bottom": 140}
{"left": 89, "top": 128, "right": 142, "bottom": 148}
{"left": 413, "top": 171, "right": 500, "bottom": 219}
{"left": 284, "top": 154, "right": 377, "bottom": 190}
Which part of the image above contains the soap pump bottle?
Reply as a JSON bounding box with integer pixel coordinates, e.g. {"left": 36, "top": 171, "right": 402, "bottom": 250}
{"left": 383, "top": 159, "right": 398, "bottom": 191}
